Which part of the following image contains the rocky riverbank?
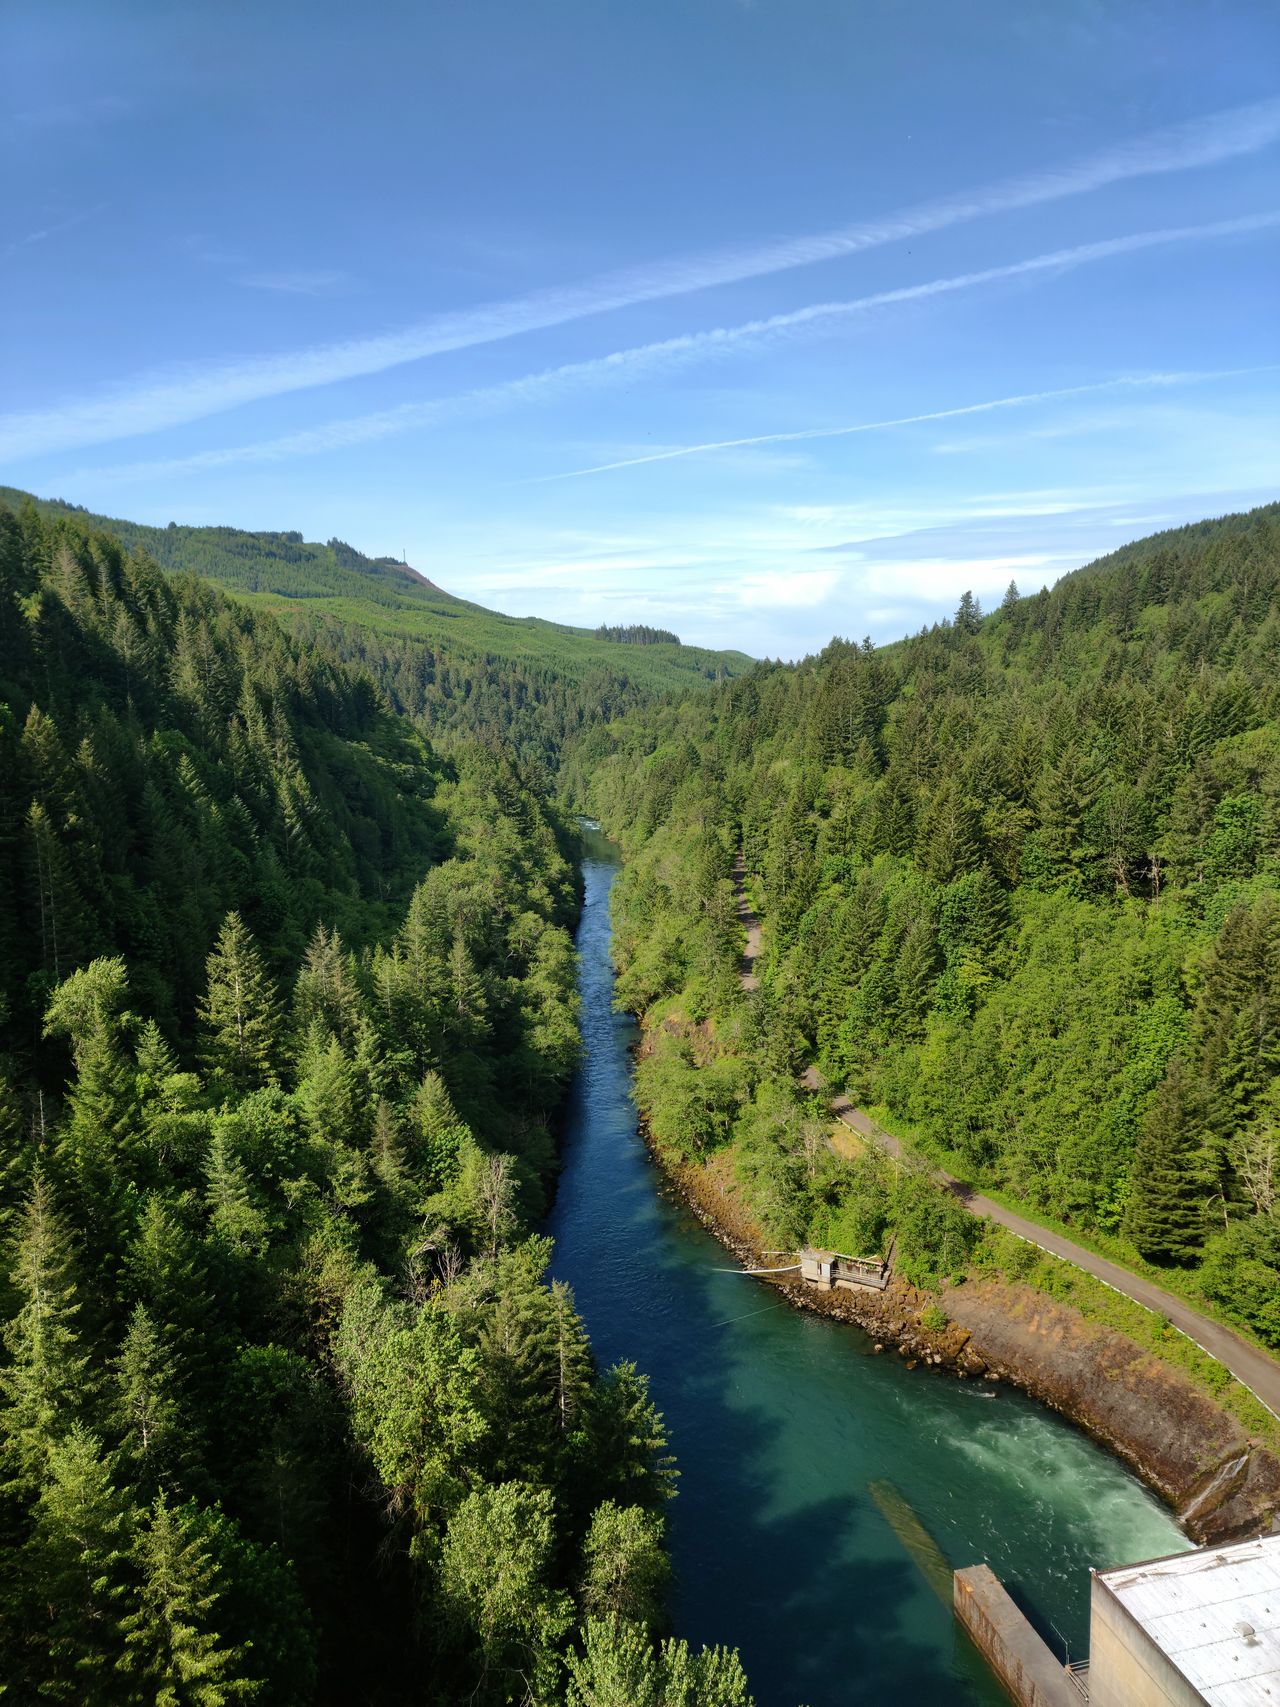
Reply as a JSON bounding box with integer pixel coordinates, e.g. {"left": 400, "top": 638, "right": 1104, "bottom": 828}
{"left": 653, "top": 1136, "right": 1280, "bottom": 1546}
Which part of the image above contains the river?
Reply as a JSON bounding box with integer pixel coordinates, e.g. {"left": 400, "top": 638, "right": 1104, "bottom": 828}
{"left": 548, "top": 830, "right": 1187, "bottom": 1707}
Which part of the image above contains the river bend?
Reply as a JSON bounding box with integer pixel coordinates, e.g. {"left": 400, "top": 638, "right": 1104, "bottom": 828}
{"left": 548, "top": 831, "right": 1186, "bottom": 1707}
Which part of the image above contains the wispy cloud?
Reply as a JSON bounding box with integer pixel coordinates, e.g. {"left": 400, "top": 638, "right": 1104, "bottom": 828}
{"left": 12, "top": 95, "right": 132, "bottom": 130}
{"left": 532, "top": 361, "right": 1280, "bottom": 481}
{"left": 445, "top": 483, "right": 1278, "bottom": 658}
{"left": 4, "top": 96, "right": 1278, "bottom": 459}
{"left": 239, "top": 270, "right": 350, "bottom": 296}
{"left": 4, "top": 204, "right": 107, "bottom": 263}
{"left": 64, "top": 215, "right": 1280, "bottom": 485}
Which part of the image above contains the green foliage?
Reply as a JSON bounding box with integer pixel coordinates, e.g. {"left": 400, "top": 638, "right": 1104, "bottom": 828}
{"left": 580, "top": 1502, "right": 670, "bottom": 1627}
{"left": 19, "top": 1425, "right": 134, "bottom": 1701}
{"left": 0, "top": 497, "right": 757, "bottom": 1704}
{"left": 437, "top": 1481, "right": 574, "bottom": 1697}
{"left": 584, "top": 1363, "right": 679, "bottom": 1511}
{"left": 589, "top": 501, "right": 1280, "bottom": 1349}
{"left": 1125, "top": 1059, "right": 1212, "bottom": 1265}
{"left": 118, "top": 1494, "right": 257, "bottom": 1706}
{"left": 1199, "top": 1217, "right": 1280, "bottom": 1346}
{"left": 200, "top": 913, "right": 285, "bottom": 1091}
{"left": 566, "top": 1617, "right": 757, "bottom": 1707}
{"left": 0, "top": 1177, "right": 93, "bottom": 1487}
{"left": 635, "top": 1037, "right": 747, "bottom": 1158}
{"left": 113, "top": 1304, "right": 182, "bottom": 1480}
{"left": 3, "top": 486, "right": 749, "bottom": 771}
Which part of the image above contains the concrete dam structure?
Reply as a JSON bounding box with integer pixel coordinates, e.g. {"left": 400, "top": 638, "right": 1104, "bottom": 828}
{"left": 956, "top": 1534, "right": 1280, "bottom": 1706}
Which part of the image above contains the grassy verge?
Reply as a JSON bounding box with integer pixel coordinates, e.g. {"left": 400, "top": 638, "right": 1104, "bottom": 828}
{"left": 859, "top": 1100, "right": 1280, "bottom": 1362}
{"left": 841, "top": 1100, "right": 1280, "bottom": 1449}
{"left": 969, "top": 1226, "right": 1280, "bottom": 1455}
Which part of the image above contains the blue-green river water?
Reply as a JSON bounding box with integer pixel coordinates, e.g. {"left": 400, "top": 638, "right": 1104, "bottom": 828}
{"left": 548, "top": 833, "right": 1187, "bottom": 1706}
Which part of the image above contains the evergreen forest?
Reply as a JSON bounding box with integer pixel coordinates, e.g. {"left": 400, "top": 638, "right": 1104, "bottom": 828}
{"left": 581, "top": 503, "right": 1280, "bottom": 1346}
{"left": 1, "top": 489, "right": 751, "bottom": 772}
{"left": 5, "top": 480, "right": 1280, "bottom": 1705}
{"left": 0, "top": 497, "right": 757, "bottom": 1706}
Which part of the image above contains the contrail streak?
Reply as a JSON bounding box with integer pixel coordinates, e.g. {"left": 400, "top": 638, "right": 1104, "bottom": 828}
{"left": 76, "top": 212, "right": 1280, "bottom": 486}
{"left": 531, "top": 365, "right": 1280, "bottom": 482}
{"left": 4, "top": 97, "right": 1279, "bottom": 460}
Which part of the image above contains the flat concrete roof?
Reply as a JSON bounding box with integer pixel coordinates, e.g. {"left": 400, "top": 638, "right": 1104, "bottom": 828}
{"left": 1098, "top": 1536, "right": 1280, "bottom": 1706}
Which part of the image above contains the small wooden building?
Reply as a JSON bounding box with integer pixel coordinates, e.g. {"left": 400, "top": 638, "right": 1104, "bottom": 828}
{"left": 799, "top": 1247, "right": 889, "bottom": 1292}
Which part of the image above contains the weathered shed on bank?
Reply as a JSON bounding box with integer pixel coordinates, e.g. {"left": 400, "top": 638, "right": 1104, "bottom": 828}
{"left": 799, "top": 1247, "right": 889, "bottom": 1292}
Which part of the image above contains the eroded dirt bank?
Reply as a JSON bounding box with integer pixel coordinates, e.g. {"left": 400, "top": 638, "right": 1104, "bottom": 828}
{"left": 658, "top": 1142, "right": 1280, "bottom": 1546}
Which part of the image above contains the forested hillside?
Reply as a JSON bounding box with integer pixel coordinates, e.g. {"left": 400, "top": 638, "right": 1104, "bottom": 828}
{"left": 2, "top": 489, "right": 751, "bottom": 767}
{"left": 0, "top": 498, "right": 756, "bottom": 1706}
{"left": 582, "top": 503, "right": 1280, "bottom": 1348}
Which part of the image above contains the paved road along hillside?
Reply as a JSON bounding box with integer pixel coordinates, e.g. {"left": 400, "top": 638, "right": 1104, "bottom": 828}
{"left": 735, "top": 856, "right": 1280, "bottom": 1424}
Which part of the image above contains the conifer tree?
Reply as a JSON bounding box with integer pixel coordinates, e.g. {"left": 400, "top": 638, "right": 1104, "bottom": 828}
{"left": 24, "top": 801, "right": 86, "bottom": 983}
{"left": 0, "top": 1071, "right": 31, "bottom": 1233}
{"left": 199, "top": 912, "right": 283, "bottom": 1089}
{"left": 547, "top": 1279, "right": 594, "bottom": 1441}
{"left": 292, "top": 924, "right": 364, "bottom": 1050}
{"left": 411, "top": 1069, "right": 470, "bottom": 1189}
{"left": 113, "top": 1303, "right": 181, "bottom": 1478}
{"left": 586, "top": 1363, "right": 677, "bottom": 1511}
{"left": 1030, "top": 745, "right": 1102, "bottom": 891}
{"left": 894, "top": 916, "right": 941, "bottom": 1036}
{"left": 915, "top": 777, "right": 982, "bottom": 883}
{"left": 370, "top": 1097, "right": 407, "bottom": 1193}
{"left": 134, "top": 1019, "right": 179, "bottom": 1093}
{"left": 1126, "top": 1059, "right": 1211, "bottom": 1265}
{"left": 204, "top": 1133, "right": 269, "bottom": 1257}
{"left": 20, "top": 704, "right": 78, "bottom": 827}
{"left": 297, "top": 1031, "right": 362, "bottom": 1149}
{"left": 46, "top": 967, "right": 142, "bottom": 1226}
{"left": 127, "top": 1195, "right": 213, "bottom": 1413}
{"left": 954, "top": 589, "right": 983, "bottom": 635}
{"left": 1192, "top": 893, "right": 1280, "bottom": 1134}
{"left": 119, "top": 1494, "right": 256, "bottom": 1706}
{"left": 0, "top": 1176, "right": 92, "bottom": 1487}
{"left": 870, "top": 766, "right": 917, "bottom": 857}
{"left": 21, "top": 1424, "right": 135, "bottom": 1703}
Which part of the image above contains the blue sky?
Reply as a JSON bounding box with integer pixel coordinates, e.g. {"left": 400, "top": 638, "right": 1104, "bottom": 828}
{"left": 4, "top": 0, "right": 1279, "bottom": 659}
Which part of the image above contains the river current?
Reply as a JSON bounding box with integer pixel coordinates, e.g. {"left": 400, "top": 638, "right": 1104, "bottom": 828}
{"left": 547, "top": 831, "right": 1187, "bottom": 1706}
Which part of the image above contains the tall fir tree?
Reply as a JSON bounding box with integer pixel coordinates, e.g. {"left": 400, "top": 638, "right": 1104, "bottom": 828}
{"left": 198, "top": 913, "right": 283, "bottom": 1090}
{"left": 119, "top": 1494, "right": 257, "bottom": 1706}
{"left": 1126, "top": 1058, "right": 1211, "bottom": 1265}
{"left": 0, "top": 1177, "right": 93, "bottom": 1488}
{"left": 19, "top": 1425, "right": 135, "bottom": 1705}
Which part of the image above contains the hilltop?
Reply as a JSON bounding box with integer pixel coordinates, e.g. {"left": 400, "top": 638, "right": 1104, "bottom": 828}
{"left": 1, "top": 487, "right": 753, "bottom": 762}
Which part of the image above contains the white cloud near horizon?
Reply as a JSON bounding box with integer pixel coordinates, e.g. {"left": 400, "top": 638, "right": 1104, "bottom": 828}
{"left": 3, "top": 95, "right": 1279, "bottom": 461}
{"left": 57, "top": 214, "right": 1280, "bottom": 488}
{"left": 740, "top": 567, "right": 843, "bottom": 607}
